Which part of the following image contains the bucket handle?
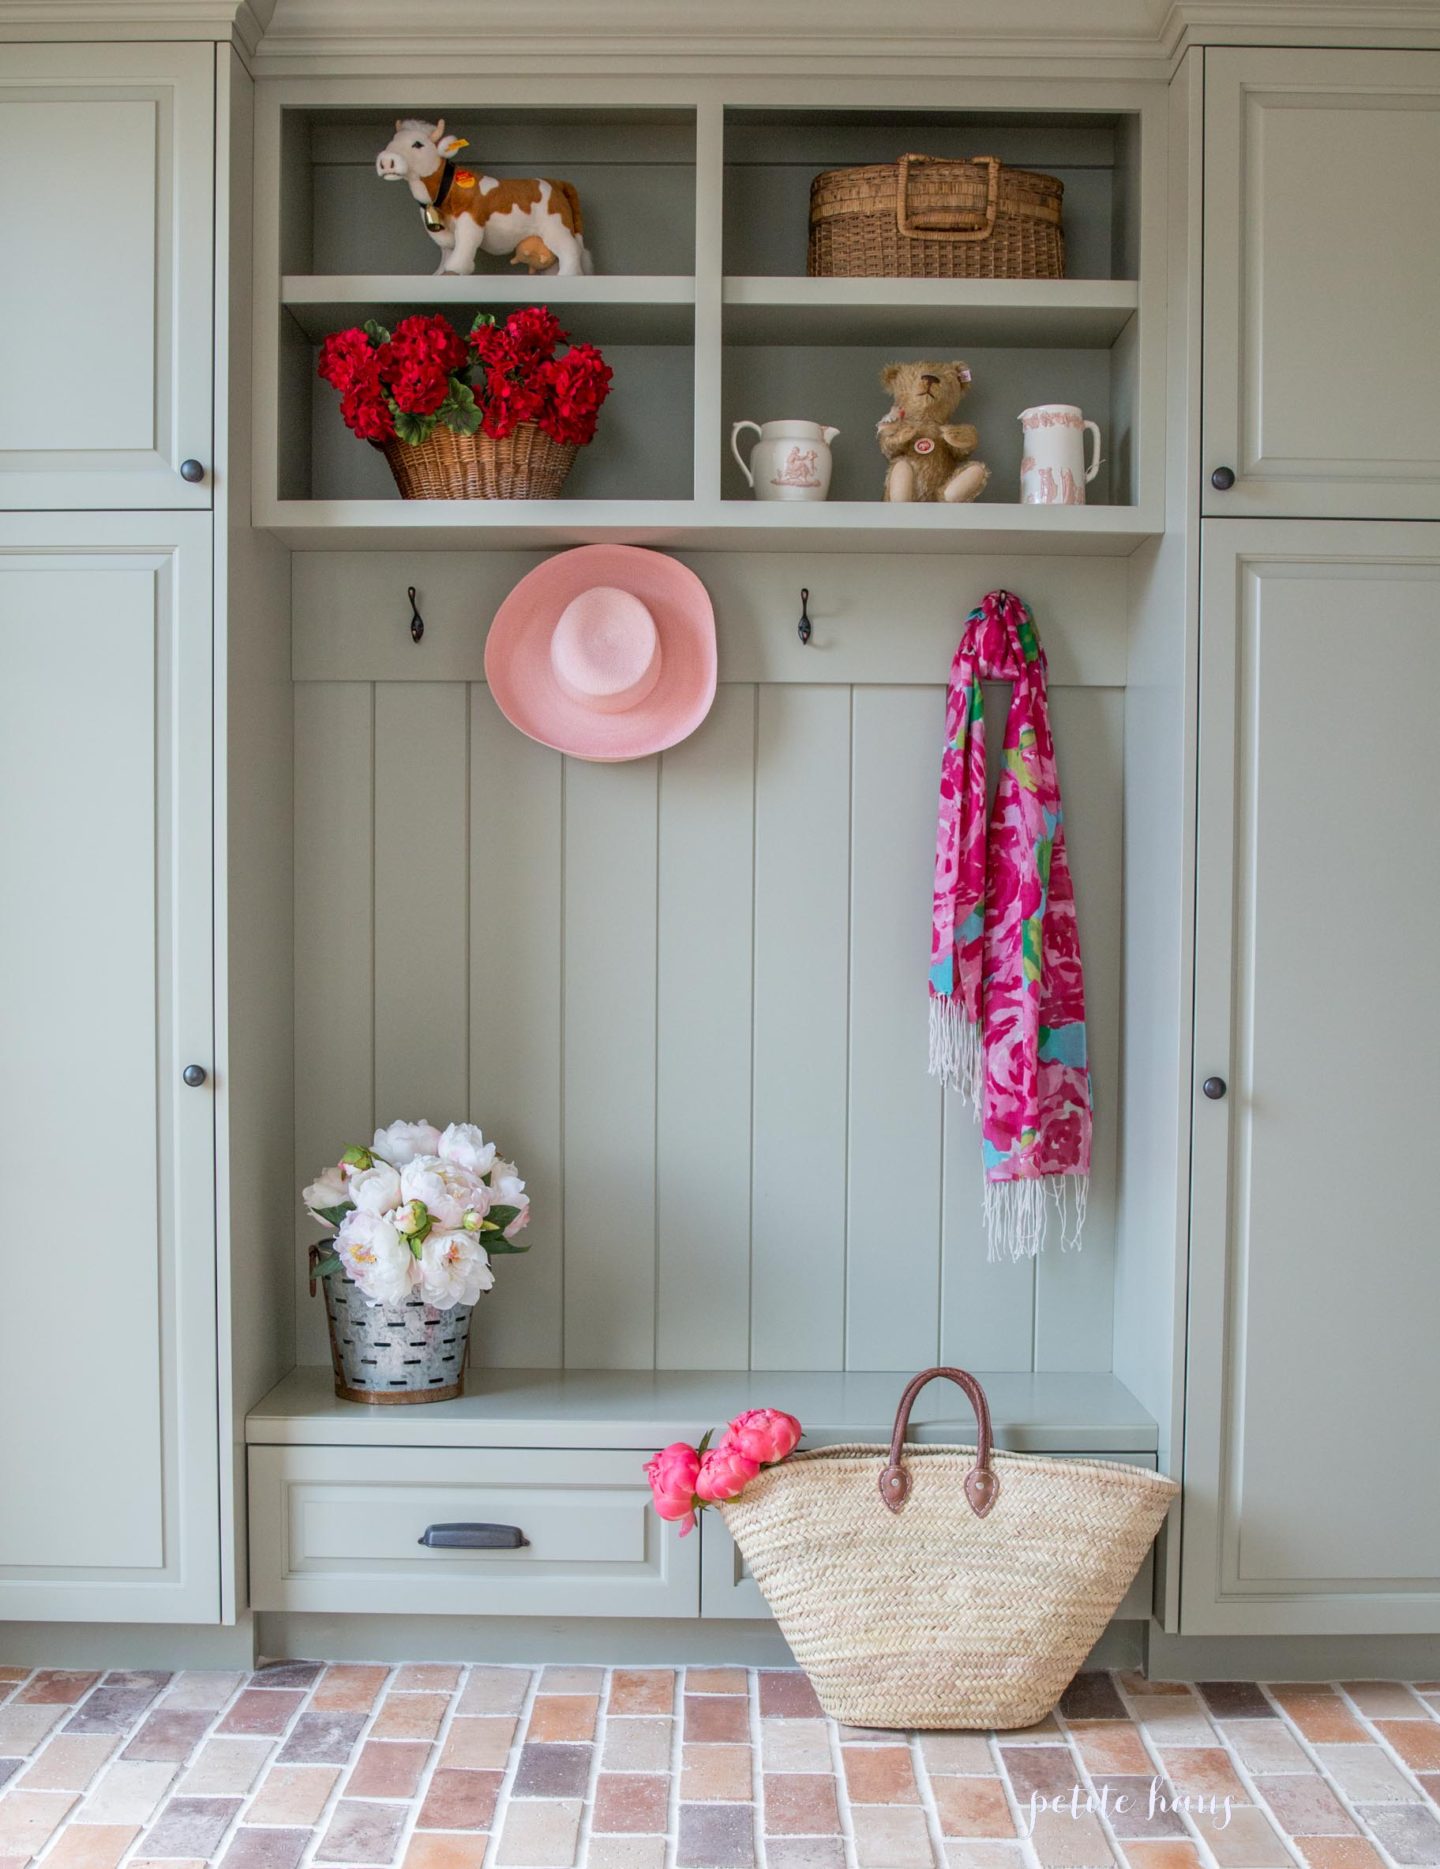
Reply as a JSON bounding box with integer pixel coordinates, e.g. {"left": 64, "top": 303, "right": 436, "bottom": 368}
{"left": 896, "top": 154, "right": 1000, "bottom": 242}
{"left": 879, "top": 1366, "right": 999, "bottom": 1518}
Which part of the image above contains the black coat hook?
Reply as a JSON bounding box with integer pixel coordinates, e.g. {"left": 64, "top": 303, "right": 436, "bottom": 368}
{"left": 407, "top": 585, "right": 424, "bottom": 644}
{"left": 798, "top": 588, "right": 812, "bottom": 647}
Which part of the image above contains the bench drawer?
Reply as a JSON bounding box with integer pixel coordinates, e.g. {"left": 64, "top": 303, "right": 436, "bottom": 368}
{"left": 248, "top": 1446, "right": 699, "bottom": 1617}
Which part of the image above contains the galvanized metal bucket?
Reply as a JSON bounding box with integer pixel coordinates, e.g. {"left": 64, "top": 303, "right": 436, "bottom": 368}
{"left": 316, "top": 1261, "right": 473, "bottom": 1404}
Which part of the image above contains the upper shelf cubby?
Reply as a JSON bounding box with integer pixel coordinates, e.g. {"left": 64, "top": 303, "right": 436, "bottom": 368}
{"left": 721, "top": 107, "right": 1141, "bottom": 282}
{"left": 279, "top": 105, "right": 698, "bottom": 279}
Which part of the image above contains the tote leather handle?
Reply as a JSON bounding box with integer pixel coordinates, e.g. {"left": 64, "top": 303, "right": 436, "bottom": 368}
{"left": 879, "top": 1366, "right": 1000, "bottom": 1518}
{"left": 896, "top": 154, "right": 1000, "bottom": 241}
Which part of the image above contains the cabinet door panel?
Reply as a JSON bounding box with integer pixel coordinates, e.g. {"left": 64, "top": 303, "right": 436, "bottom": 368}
{"left": 1185, "top": 521, "right": 1440, "bottom": 1634}
{"left": 0, "top": 45, "right": 213, "bottom": 509}
{"left": 0, "top": 516, "right": 218, "bottom": 1622}
{"left": 1203, "top": 50, "right": 1440, "bottom": 520}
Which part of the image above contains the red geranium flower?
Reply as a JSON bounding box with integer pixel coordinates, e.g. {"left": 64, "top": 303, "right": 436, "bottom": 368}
{"left": 317, "top": 327, "right": 375, "bottom": 393}
{"left": 505, "top": 305, "right": 567, "bottom": 359}
{"left": 387, "top": 356, "right": 451, "bottom": 416}
{"left": 340, "top": 360, "right": 396, "bottom": 441}
{"left": 386, "top": 313, "right": 467, "bottom": 375}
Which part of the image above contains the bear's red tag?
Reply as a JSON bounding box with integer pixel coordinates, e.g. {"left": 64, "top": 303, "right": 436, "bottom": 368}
{"left": 913, "top": 437, "right": 935, "bottom": 455}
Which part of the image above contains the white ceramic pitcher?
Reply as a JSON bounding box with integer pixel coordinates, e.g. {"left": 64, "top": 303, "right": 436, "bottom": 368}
{"left": 731, "top": 418, "right": 840, "bottom": 502}
{"left": 1018, "top": 404, "right": 1103, "bottom": 505}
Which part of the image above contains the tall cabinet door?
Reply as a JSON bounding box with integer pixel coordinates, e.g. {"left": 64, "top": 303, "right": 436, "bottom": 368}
{"left": 1203, "top": 49, "right": 1440, "bottom": 521}
{"left": 0, "top": 45, "right": 214, "bottom": 510}
{"left": 0, "top": 515, "right": 218, "bottom": 1623}
{"left": 1184, "top": 520, "right": 1440, "bottom": 1635}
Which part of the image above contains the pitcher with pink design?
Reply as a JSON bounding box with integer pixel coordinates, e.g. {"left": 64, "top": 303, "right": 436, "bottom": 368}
{"left": 1018, "top": 404, "right": 1102, "bottom": 506}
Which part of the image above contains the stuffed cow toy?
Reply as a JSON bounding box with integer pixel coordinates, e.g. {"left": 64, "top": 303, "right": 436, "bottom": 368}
{"left": 375, "top": 119, "right": 594, "bottom": 277}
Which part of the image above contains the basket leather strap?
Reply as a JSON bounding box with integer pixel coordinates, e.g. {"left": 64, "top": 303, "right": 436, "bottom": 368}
{"left": 879, "top": 1366, "right": 1000, "bottom": 1519}
{"left": 896, "top": 154, "right": 1001, "bottom": 242}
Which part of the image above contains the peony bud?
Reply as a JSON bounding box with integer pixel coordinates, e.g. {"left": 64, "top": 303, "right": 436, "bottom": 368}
{"left": 694, "top": 1444, "right": 760, "bottom": 1505}
{"left": 341, "top": 1145, "right": 374, "bottom": 1171}
{"left": 723, "top": 1407, "right": 803, "bottom": 1467}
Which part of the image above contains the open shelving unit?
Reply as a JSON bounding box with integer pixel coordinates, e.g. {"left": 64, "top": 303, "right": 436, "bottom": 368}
{"left": 254, "top": 84, "right": 1165, "bottom": 551}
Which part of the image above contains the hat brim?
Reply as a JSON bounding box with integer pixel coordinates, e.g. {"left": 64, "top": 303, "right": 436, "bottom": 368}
{"left": 484, "top": 545, "right": 717, "bottom": 762}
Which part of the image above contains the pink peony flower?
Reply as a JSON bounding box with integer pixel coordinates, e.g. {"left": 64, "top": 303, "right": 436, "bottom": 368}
{"left": 644, "top": 1441, "right": 701, "bottom": 1537}
{"left": 723, "top": 1407, "right": 803, "bottom": 1466}
{"left": 694, "top": 1444, "right": 760, "bottom": 1504}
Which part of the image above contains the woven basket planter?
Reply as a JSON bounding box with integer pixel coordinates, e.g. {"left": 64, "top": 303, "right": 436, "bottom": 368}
{"left": 720, "top": 1367, "right": 1176, "bottom": 1730}
{"left": 808, "top": 153, "right": 1065, "bottom": 279}
{"left": 378, "top": 422, "right": 579, "bottom": 500}
{"left": 318, "top": 1264, "right": 473, "bottom": 1405}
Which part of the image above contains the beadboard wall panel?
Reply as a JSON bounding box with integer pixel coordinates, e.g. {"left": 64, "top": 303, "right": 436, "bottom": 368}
{"left": 292, "top": 552, "right": 1124, "bottom": 1372}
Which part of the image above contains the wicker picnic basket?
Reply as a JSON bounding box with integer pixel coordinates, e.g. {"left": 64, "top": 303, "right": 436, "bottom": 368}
{"left": 378, "top": 421, "right": 577, "bottom": 500}
{"left": 807, "top": 154, "right": 1065, "bottom": 279}
{"left": 720, "top": 1367, "right": 1176, "bottom": 1730}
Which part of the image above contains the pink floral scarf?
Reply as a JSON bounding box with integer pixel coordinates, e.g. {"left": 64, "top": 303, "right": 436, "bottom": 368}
{"left": 929, "top": 590, "right": 1092, "bottom": 1260}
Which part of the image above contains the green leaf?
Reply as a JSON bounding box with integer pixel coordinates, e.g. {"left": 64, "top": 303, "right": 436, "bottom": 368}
{"left": 312, "top": 1253, "right": 343, "bottom": 1279}
{"left": 696, "top": 1427, "right": 714, "bottom": 1458}
{"left": 484, "top": 1237, "right": 530, "bottom": 1254}
{"left": 363, "top": 318, "right": 392, "bottom": 347}
{"left": 392, "top": 407, "right": 438, "bottom": 447}
{"left": 469, "top": 310, "right": 496, "bottom": 335}
{"left": 312, "top": 1202, "right": 354, "bottom": 1228}
{"left": 486, "top": 1203, "right": 521, "bottom": 1234}
{"left": 438, "top": 378, "right": 481, "bottom": 436}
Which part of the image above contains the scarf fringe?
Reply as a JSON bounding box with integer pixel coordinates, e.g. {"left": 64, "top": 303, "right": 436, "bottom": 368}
{"left": 928, "top": 995, "right": 983, "bottom": 1112}
{"left": 983, "top": 1173, "right": 1089, "bottom": 1263}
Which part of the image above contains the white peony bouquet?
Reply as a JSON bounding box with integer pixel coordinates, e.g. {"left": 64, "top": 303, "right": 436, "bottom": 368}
{"left": 304, "top": 1119, "right": 530, "bottom": 1311}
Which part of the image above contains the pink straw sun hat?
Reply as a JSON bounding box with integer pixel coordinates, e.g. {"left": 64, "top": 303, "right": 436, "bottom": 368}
{"left": 484, "top": 545, "right": 717, "bottom": 762}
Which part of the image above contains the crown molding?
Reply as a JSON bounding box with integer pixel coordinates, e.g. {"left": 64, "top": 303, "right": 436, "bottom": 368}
{"left": 0, "top": 0, "right": 275, "bottom": 54}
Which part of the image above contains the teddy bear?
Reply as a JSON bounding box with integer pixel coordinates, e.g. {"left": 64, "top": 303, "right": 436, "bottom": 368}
{"left": 875, "top": 359, "right": 990, "bottom": 503}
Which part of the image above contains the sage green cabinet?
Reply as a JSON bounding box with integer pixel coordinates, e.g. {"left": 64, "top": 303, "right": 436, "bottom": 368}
{"left": 1202, "top": 48, "right": 1440, "bottom": 521}
{"left": 1183, "top": 521, "right": 1440, "bottom": 1635}
{"left": 0, "top": 515, "right": 219, "bottom": 1622}
{"left": 0, "top": 43, "right": 214, "bottom": 510}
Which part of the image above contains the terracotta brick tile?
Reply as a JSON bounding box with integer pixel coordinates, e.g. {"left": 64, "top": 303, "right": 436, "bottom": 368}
{"left": 1343, "top": 1683, "right": 1430, "bottom": 1720}
{"left": 1070, "top": 1723, "right": 1154, "bottom": 1777}
{"left": 176, "top": 1736, "right": 272, "bottom": 1797}
{"left": 403, "top": 1838, "right": 491, "bottom": 1869}
{"left": 0, "top": 1789, "right": 76, "bottom": 1855}
{"left": 1196, "top": 1682, "right": 1273, "bottom": 1720}
{"left": 1120, "top": 1845, "right": 1205, "bottom": 1869}
{"left": 682, "top": 1743, "right": 753, "bottom": 1801}
{"left": 40, "top": 1823, "right": 138, "bottom": 1869}
{"left": 244, "top": 1763, "right": 339, "bottom": 1826}
{"left": 1380, "top": 1723, "right": 1440, "bottom": 1772}
{"left": 1293, "top": 1841, "right": 1390, "bottom": 1869}
{"left": 593, "top": 1772, "right": 671, "bottom": 1833}
{"left": 217, "top": 1829, "right": 311, "bottom": 1869}
{"left": 276, "top": 1709, "right": 368, "bottom": 1765}
{"left": 1006, "top": 1713, "right": 1064, "bottom": 1740}
{"left": 1319, "top": 1745, "right": 1427, "bottom": 1801}
{"left": 370, "top": 1692, "right": 449, "bottom": 1742}
{"left": 393, "top": 1664, "right": 460, "bottom": 1693}
{"left": 311, "top": 1665, "right": 390, "bottom": 1713}
{"left": 838, "top": 1724, "right": 900, "bottom": 1743}
{"left": 128, "top": 1860, "right": 209, "bottom": 1868}
{"left": 140, "top": 1795, "right": 244, "bottom": 1860}
{"left": 1419, "top": 1776, "right": 1440, "bottom": 1804}
{"left": 684, "top": 1696, "right": 749, "bottom": 1744}
{"left": 1119, "top": 1675, "right": 1192, "bottom": 1697}
{"left": 0, "top": 1759, "right": 20, "bottom": 1790}
{"left": 0, "top": 1703, "right": 68, "bottom": 1752}
{"left": 344, "top": 1739, "right": 431, "bottom": 1799}
{"left": 943, "top": 1844, "right": 1026, "bottom": 1869}
{"left": 1358, "top": 1803, "right": 1440, "bottom": 1865}
{"left": 1127, "top": 1699, "right": 1216, "bottom": 1747}
{"left": 1061, "top": 1674, "right": 1129, "bottom": 1721}
{"left": 249, "top": 1662, "right": 321, "bottom": 1691}
{"left": 1001, "top": 1746, "right": 1083, "bottom": 1803}
{"left": 440, "top": 1716, "right": 516, "bottom": 1771}
{"left": 495, "top": 1796, "right": 583, "bottom": 1867}
{"left": 842, "top": 1743, "right": 919, "bottom": 1803}
{"left": 688, "top": 1668, "right": 749, "bottom": 1695}
{"left": 1228, "top": 1718, "right": 1316, "bottom": 1773}
{"left": 216, "top": 1689, "right": 304, "bottom": 1738}
{"left": 158, "top": 1672, "right": 245, "bottom": 1712}
{"left": 16, "top": 1672, "right": 101, "bottom": 1706}
{"left": 1270, "top": 1687, "right": 1369, "bottom": 1745}
{"left": 1027, "top": 1810, "right": 1117, "bottom": 1867}
{"left": 933, "top": 1777, "right": 1017, "bottom": 1838}
{"left": 456, "top": 1668, "right": 531, "bottom": 1717}
{"left": 524, "top": 1695, "right": 598, "bottom": 1743}
{"left": 677, "top": 1802, "right": 756, "bottom": 1867}
{"left": 121, "top": 1710, "right": 212, "bottom": 1762}
{"left": 72, "top": 1758, "right": 177, "bottom": 1824}
{"left": 586, "top": 1838, "right": 668, "bottom": 1869}
{"left": 19, "top": 1733, "right": 118, "bottom": 1790}
{"left": 759, "top": 1672, "right": 824, "bottom": 1720}
{"left": 513, "top": 1742, "right": 592, "bottom": 1798}
{"left": 602, "top": 1717, "right": 672, "bottom": 1772}
{"left": 0, "top": 1669, "right": 29, "bottom": 1682}
{"left": 1091, "top": 1776, "right": 1188, "bottom": 1838}
{"left": 416, "top": 1767, "right": 503, "bottom": 1830}
{"left": 315, "top": 1798, "right": 408, "bottom": 1866}
{"left": 1188, "top": 1805, "right": 1291, "bottom": 1867}
{"left": 539, "top": 1666, "right": 603, "bottom": 1694}
{"left": 1259, "top": 1774, "right": 1358, "bottom": 1834}
{"left": 609, "top": 1670, "right": 675, "bottom": 1716}
{"left": 763, "top": 1721, "right": 832, "bottom": 1773}
{"left": 850, "top": 1805, "right": 934, "bottom": 1867}
{"left": 921, "top": 1733, "right": 996, "bottom": 1775}
{"left": 763, "top": 1772, "right": 841, "bottom": 1834}
{"left": 1154, "top": 1746, "right": 1250, "bottom": 1804}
